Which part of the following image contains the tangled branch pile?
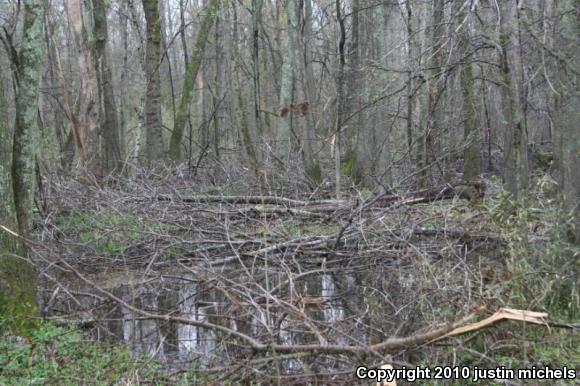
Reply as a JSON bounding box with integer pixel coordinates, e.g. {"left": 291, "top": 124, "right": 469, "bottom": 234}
{"left": 30, "top": 173, "right": 546, "bottom": 383}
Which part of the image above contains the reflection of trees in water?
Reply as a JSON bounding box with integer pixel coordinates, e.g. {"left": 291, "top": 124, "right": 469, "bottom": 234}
{"left": 177, "top": 280, "right": 197, "bottom": 352}
{"left": 122, "top": 289, "right": 164, "bottom": 358}
{"left": 84, "top": 272, "right": 352, "bottom": 368}
{"left": 40, "top": 238, "right": 496, "bottom": 378}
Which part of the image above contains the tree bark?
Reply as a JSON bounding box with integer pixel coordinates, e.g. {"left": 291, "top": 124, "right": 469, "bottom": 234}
{"left": 300, "top": 0, "right": 321, "bottom": 185}
{"left": 93, "top": 0, "right": 122, "bottom": 174}
{"left": 278, "top": 0, "right": 299, "bottom": 156}
{"left": 2, "top": 0, "right": 43, "bottom": 334}
{"left": 228, "top": 2, "right": 261, "bottom": 181}
{"left": 499, "top": 0, "right": 528, "bottom": 199}
{"left": 0, "top": 61, "right": 13, "bottom": 233}
{"left": 421, "top": 0, "right": 445, "bottom": 187}
{"left": 141, "top": 0, "right": 165, "bottom": 162}
{"left": 405, "top": 0, "right": 416, "bottom": 177}
{"left": 343, "top": 0, "right": 361, "bottom": 184}
{"left": 334, "top": 0, "right": 346, "bottom": 199}
{"left": 67, "top": 0, "right": 101, "bottom": 178}
{"left": 552, "top": 0, "right": 580, "bottom": 244}
{"left": 459, "top": 4, "right": 480, "bottom": 182}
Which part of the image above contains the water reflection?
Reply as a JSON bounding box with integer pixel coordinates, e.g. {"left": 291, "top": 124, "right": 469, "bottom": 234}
{"left": 44, "top": 271, "right": 351, "bottom": 368}
{"left": 321, "top": 274, "right": 344, "bottom": 323}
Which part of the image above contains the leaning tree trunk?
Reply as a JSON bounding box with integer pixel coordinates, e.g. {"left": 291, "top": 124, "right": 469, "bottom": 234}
{"left": 141, "top": 0, "right": 165, "bottom": 162}
{"left": 1, "top": 0, "right": 43, "bottom": 334}
{"left": 169, "top": 0, "right": 220, "bottom": 161}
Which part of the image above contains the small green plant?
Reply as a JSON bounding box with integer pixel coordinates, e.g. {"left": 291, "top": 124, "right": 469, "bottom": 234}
{"left": 0, "top": 320, "right": 206, "bottom": 385}
{"left": 56, "top": 211, "right": 173, "bottom": 256}
{"left": 473, "top": 182, "right": 580, "bottom": 371}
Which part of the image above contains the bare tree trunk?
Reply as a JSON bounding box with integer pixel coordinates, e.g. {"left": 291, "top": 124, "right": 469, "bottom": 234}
{"left": 67, "top": 0, "right": 101, "bottom": 178}
{"left": 421, "top": 0, "right": 445, "bottom": 187}
{"left": 43, "top": 15, "right": 66, "bottom": 158}
{"left": 179, "top": 0, "right": 189, "bottom": 67}
{"left": 343, "top": 0, "right": 362, "bottom": 185}
{"left": 0, "top": 47, "right": 15, "bottom": 251}
{"left": 213, "top": 8, "right": 224, "bottom": 161}
{"left": 552, "top": 0, "right": 580, "bottom": 244}
{"left": 93, "top": 0, "right": 122, "bottom": 174}
{"left": 377, "top": 0, "right": 393, "bottom": 187}
{"left": 499, "top": 0, "right": 528, "bottom": 199}
{"left": 2, "top": 0, "right": 43, "bottom": 334}
{"left": 230, "top": 3, "right": 261, "bottom": 181}
{"left": 278, "top": 0, "right": 299, "bottom": 156}
{"left": 334, "top": 0, "right": 346, "bottom": 199}
{"left": 118, "top": 1, "right": 129, "bottom": 160}
{"left": 405, "top": 0, "right": 416, "bottom": 176}
{"left": 459, "top": 4, "right": 480, "bottom": 182}
{"left": 251, "top": 0, "right": 263, "bottom": 140}
{"left": 300, "top": 0, "right": 321, "bottom": 184}
{"left": 141, "top": 0, "right": 165, "bottom": 162}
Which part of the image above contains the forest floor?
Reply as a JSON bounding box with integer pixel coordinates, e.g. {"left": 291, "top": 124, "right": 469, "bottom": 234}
{"left": 2, "top": 170, "right": 579, "bottom": 384}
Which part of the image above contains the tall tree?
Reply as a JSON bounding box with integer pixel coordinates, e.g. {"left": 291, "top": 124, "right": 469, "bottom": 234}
{"left": 1, "top": 0, "right": 44, "bottom": 334}
{"left": 376, "top": 1, "right": 393, "bottom": 187}
{"left": 404, "top": 0, "right": 418, "bottom": 180}
{"left": 334, "top": 0, "right": 346, "bottom": 199}
{"left": 499, "top": 0, "right": 528, "bottom": 198}
{"left": 459, "top": 3, "right": 480, "bottom": 182}
{"left": 93, "top": 0, "right": 122, "bottom": 173}
{"left": 230, "top": 2, "right": 262, "bottom": 181}
{"left": 300, "top": 0, "right": 321, "bottom": 184}
{"left": 251, "top": 0, "right": 263, "bottom": 140}
{"left": 278, "top": 0, "right": 299, "bottom": 155}
{"left": 67, "top": 0, "right": 101, "bottom": 177}
{"left": 279, "top": 0, "right": 321, "bottom": 184}
{"left": 0, "top": 64, "right": 12, "bottom": 231}
{"left": 141, "top": 0, "right": 165, "bottom": 162}
{"left": 343, "top": 0, "right": 361, "bottom": 183}
{"left": 420, "top": 0, "right": 445, "bottom": 187}
{"left": 169, "top": 0, "right": 220, "bottom": 161}
{"left": 551, "top": 0, "right": 580, "bottom": 244}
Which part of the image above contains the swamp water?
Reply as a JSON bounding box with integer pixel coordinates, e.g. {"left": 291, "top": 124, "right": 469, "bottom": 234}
{"left": 40, "top": 269, "right": 365, "bottom": 371}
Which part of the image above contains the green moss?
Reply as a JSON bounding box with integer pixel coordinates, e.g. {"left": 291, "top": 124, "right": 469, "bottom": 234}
{"left": 0, "top": 252, "right": 38, "bottom": 336}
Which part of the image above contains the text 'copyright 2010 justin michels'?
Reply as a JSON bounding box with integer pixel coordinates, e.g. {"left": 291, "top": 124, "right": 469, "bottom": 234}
{"left": 355, "top": 365, "right": 578, "bottom": 383}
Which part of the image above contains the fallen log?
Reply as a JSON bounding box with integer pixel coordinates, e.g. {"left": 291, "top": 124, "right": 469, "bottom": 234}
{"left": 374, "top": 181, "right": 486, "bottom": 208}
{"left": 156, "top": 194, "right": 346, "bottom": 208}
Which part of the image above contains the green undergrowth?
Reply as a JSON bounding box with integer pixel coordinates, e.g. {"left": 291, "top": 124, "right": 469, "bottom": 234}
{"left": 57, "top": 211, "right": 172, "bottom": 256}
{"left": 0, "top": 320, "right": 207, "bottom": 385}
{"left": 446, "top": 176, "right": 579, "bottom": 379}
